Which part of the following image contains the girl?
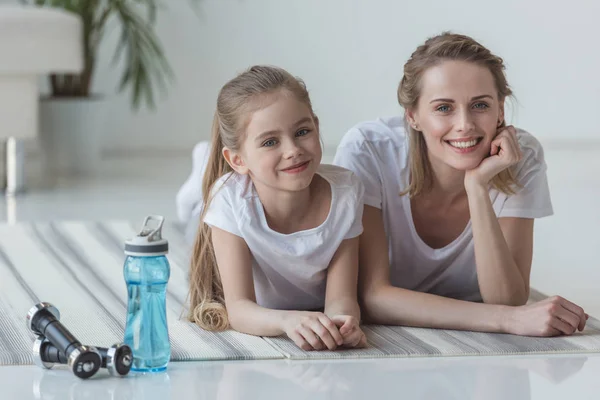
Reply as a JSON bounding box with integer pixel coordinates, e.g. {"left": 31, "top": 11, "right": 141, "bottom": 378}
{"left": 333, "top": 32, "right": 588, "bottom": 336}
{"left": 187, "top": 65, "right": 366, "bottom": 351}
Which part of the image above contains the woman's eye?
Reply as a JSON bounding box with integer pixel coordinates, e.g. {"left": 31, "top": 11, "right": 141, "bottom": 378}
{"left": 473, "top": 102, "right": 489, "bottom": 109}
{"left": 296, "top": 129, "right": 311, "bottom": 137}
{"left": 262, "top": 139, "right": 277, "bottom": 147}
{"left": 436, "top": 105, "right": 450, "bottom": 112}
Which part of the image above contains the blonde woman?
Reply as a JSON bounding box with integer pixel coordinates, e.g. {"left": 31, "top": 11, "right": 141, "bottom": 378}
{"left": 333, "top": 32, "right": 588, "bottom": 336}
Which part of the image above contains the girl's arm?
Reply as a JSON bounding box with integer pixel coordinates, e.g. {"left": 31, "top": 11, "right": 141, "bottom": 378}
{"left": 211, "top": 227, "right": 344, "bottom": 350}
{"left": 359, "top": 206, "right": 587, "bottom": 336}
{"left": 324, "top": 237, "right": 361, "bottom": 320}
{"left": 465, "top": 182, "right": 532, "bottom": 306}
{"left": 323, "top": 236, "right": 366, "bottom": 347}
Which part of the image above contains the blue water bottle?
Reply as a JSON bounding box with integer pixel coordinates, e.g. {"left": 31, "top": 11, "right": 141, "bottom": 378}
{"left": 123, "top": 215, "right": 171, "bottom": 372}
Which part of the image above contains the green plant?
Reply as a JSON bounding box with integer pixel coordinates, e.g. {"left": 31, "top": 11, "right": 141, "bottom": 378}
{"left": 21, "top": 0, "right": 192, "bottom": 110}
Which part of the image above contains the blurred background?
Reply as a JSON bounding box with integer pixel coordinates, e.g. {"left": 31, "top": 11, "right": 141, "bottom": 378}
{"left": 31, "top": 0, "right": 600, "bottom": 153}
{"left": 0, "top": 0, "right": 598, "bottom": 314}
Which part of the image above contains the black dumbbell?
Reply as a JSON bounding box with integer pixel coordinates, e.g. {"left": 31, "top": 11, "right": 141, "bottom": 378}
{"left": 33, "top": 338, "right": 133, "bottom": 377}
{"left": 27, "top": 302, "right": 102, "bottom": 379}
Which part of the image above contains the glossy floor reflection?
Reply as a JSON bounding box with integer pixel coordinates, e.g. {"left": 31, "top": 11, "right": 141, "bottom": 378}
{"left": 2, "top": 354, "right": 597, "bottom": 400}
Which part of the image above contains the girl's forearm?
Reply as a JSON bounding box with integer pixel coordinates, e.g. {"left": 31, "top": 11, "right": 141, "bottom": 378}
{"left": 324, "top": 297, "right": 361, "bottom": 321}
{"left": 226, "top": 299, "right": 291, "bottom": 337}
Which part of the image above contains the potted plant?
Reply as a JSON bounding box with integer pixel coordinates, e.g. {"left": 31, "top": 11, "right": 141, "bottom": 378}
{"left": 20, "top": 0, "right": 189, "bottom": 176}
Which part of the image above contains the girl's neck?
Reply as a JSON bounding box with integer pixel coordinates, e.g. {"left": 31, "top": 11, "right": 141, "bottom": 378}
{"left": 253, "top": 173, "right": 331, "bottom": 234}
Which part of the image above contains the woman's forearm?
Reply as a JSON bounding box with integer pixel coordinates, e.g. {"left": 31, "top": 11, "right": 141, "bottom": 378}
{"left": 363, "top": 284, "right": 513, "bottom": 333}
{"left": 466, "top": 183, "right": 529, "bottom": 305}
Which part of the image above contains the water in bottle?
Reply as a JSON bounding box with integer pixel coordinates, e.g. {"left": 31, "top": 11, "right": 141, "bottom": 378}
{"left": 123, "top": 215, "right": 171, "bottom": 372}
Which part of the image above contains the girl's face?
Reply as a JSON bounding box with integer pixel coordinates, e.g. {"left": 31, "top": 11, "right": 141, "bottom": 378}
{"left": 407, "top": 60, "right": 505, "bottom": 172}
{"left": 226, "top": 91, "right": 322, "bottom": 193}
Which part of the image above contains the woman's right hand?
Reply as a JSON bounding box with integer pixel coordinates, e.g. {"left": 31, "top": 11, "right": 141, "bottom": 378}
{"left": 506, "top": 296, "right": 588, "bottom": 337}
{"left": 282, "top": 311, "right": 344, "bottom": 351}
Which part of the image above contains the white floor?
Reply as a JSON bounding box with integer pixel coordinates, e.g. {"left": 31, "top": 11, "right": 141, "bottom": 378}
{"left": 1, "top": 148, "right": 599, "bottom": 400}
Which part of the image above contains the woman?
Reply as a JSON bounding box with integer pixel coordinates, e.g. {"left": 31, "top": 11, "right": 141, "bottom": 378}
{"left": 333, "top": 32, "right": 588, "bottom": 336}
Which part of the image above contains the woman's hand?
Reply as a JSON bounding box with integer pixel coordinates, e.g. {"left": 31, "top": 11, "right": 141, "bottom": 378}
{"left": 506, "top": 296, "right": 588, "bottom": 337}
{"left": 331, "top": 315, "right": 368, "bottom": 348}
{"left": 282, "top": 311, "right": 344, "bottom": 351}
{"left": 465, "top": 126, "right": 522, "bottom": 190}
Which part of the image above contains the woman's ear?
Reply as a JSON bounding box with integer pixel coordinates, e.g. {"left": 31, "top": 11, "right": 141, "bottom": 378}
{"left": 405, "top": 109, "right": 419, "bottom": 130}
{"left": 498, "top": 99, "right": 506, "bottom": 127}
{"left": 223, "top": 147, "right": 249, "bottom": 175}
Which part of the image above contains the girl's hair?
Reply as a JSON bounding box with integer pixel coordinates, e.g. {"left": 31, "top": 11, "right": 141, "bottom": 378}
{"left": 188, "top": 65, "right": 315, "bottom": 331}
{"left": 397, "top": 32, "right": 518, "bottom": 197}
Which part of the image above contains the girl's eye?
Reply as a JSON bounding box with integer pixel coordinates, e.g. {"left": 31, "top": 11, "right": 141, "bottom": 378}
{"left": 262, "top": 139, "right": 277, "bottom": 147}
{"left": 436, "top": 105, "right": 450, "bottom": 113}
{"left": 296, "top": 129, "right": 310, "bottom": 137}
{"left": 473, "top": 102, "right": 489, "bottom": 109}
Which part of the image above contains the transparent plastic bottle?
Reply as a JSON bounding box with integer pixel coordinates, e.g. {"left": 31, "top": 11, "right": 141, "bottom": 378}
{"left": 123, "top": 216, "right": 171, "bottom": 372}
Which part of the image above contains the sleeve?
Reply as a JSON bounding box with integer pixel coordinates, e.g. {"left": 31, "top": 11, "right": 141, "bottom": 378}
{"left": 498, "top": 132, "right": 554, "bottom": 219}
{"left": 332, "top": 129, "right": 383, "bottom": 209}
{"left": 344, "top": 174, "right": 365, "bottom": 239}
{"left": 202, "top": 178, "right": 243, "bottom": 237}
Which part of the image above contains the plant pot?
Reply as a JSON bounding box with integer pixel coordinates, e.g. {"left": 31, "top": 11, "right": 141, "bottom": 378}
{"left": 38, "top": 96, "right": 106, "bottom": 179}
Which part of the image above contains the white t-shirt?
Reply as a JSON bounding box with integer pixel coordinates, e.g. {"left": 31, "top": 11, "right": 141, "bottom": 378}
{"left": 333, "top": 116, "right": 553, "bottom": 302}
{"left": 203, "top": 164, "right": 365, "bottom": 311}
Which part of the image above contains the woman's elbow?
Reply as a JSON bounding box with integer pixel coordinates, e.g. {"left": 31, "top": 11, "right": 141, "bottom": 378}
{"left": 359, "top": 287, "right": 388, "bottom": 324}
{"left": 481, "top": 289, "right": 529, "bottom": 307}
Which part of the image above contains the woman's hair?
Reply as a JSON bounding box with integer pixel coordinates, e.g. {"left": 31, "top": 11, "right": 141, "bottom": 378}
{"left": 188, "top": 65, "right": 315, "bottom": 331}
{"left": 397, "top": 32, "right": 518, "bottom": 197}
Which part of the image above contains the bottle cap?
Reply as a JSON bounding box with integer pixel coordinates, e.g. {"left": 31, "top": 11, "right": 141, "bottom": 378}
{"left": 124, "top": 216, "right": 169, "bottom": 256}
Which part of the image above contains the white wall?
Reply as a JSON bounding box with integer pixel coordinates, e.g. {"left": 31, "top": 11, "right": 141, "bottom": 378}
{"left": 25, "top": 0, "right": 600, "bottom": 153}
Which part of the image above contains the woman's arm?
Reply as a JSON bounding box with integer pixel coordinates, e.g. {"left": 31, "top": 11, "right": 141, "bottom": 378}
{"left": 212, "top": 227, "right": 344, "bottom": 349}
{"left": 465, "top": 182, "right": 532, "bottom": 305}
{"left": 359, "top": 206, "right": 587, "bottom": 335}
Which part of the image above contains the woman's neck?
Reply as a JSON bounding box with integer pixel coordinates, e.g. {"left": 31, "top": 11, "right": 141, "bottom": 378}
{"left": 427, "top": 154, "right": 467, "bottom": 203}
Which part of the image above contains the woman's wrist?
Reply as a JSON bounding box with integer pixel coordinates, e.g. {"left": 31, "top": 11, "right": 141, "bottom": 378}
{"left": 464, "top": 178, "right": 489, "bottom": 198}
{"left": 494, "top": 304, "right": 516, "bottom": 334}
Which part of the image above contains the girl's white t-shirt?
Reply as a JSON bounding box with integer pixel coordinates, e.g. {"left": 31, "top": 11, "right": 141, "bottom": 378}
{"left": 333, "top": 116, "right": 553, "bottom": 302}
{"left": 203, "top": 164, "right": 365, "bottom": 310}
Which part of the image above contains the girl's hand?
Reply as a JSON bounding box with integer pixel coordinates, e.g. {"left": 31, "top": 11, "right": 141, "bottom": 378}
{"left": 331, "top": 315, "right": 367, "bottom": 348}
{"left": 282, "top": 311, "right": 344, "bottom": 351}
{"left": 506, "top": 296, "right": 588, "bottom": 337}
{"left": 464, "top": 126, "right": 522, "bottom": 190}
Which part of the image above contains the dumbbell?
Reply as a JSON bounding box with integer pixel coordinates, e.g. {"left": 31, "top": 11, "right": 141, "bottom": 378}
{"left": 26, "top": 302, "right": 102, "bottom": 379}
{"left": 33, "top": 338, "right": 133, "bottom": 377}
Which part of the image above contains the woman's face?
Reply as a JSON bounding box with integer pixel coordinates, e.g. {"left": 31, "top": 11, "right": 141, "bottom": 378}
{"left": 408, "top": 60, "right": 504, "bottom": 172}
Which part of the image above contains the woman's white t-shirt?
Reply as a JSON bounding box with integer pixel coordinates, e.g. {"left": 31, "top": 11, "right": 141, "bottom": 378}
{"left": 333, "top": 116, "right": 553, "bottom": 302}
{"left": 203, "top": 164, "right": 365, "bottom": 310}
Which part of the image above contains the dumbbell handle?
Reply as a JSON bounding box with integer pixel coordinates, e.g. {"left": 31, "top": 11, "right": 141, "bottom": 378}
{"left": 40, "top": 341, "right": 116, "bottom": 368}
{"left": 39, "top": 339, "right": 68, "bottom": 364}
